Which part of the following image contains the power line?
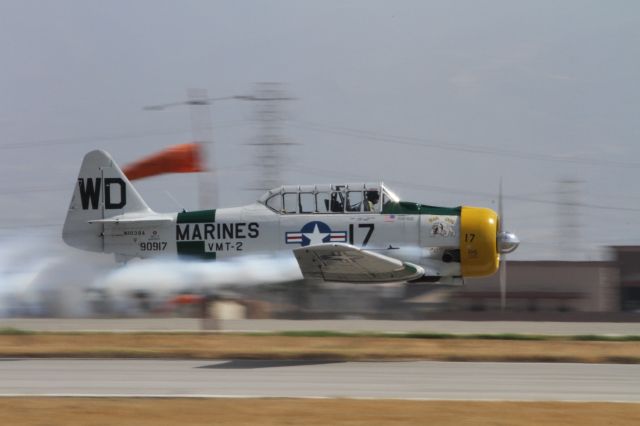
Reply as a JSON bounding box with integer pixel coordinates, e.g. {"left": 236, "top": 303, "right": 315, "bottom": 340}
{"left": 0, "top": 161, "right": 256, "bottom": 203}
{"left": 0, "top": 185, "right": 67, "bottom": 195}
{"left": 287, "top": 120, "right": 640, "bottom": 169}
{"left": 283, "top": 164, "right": 640, "bottom": 213}
{"left": 0, "top": 223, "right": 61, "bottom": 230}
{"left": 0, "top": 121, "right": 246, "bottom": 151}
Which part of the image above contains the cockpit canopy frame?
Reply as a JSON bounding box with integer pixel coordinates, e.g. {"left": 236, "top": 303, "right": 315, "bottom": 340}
{"left": 258, "top": 182, "right": 400, "bottom": 215}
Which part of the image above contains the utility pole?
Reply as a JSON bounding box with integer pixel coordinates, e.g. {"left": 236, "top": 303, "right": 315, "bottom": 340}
{"left": 187, "top": 88, "right": 216, "bottom": 209}
{"left": 144, "top": 90, "right": 243, "bottom": 210}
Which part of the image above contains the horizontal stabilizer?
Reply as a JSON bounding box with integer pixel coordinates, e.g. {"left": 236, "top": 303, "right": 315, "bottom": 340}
{"left": 88, "top": 214, "right": 173, "bottom": 224}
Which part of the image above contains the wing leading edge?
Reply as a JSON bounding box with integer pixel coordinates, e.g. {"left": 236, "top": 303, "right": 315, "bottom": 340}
{"left": 293, "top": 243, "right": 424, "bottom": 283}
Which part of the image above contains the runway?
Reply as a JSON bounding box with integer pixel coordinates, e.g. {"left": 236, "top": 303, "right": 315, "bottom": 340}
{"left": 1, "top": 359, "right": 639, "bottom": 402}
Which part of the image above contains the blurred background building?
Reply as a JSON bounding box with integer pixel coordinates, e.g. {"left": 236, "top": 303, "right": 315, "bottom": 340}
{"left": 611, "top": 246, "right": 640, "bottom": 312}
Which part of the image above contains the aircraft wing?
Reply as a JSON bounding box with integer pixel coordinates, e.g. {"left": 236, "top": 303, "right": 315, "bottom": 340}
{"left": 293, "top": 243, "right": 425, "bottom": 283}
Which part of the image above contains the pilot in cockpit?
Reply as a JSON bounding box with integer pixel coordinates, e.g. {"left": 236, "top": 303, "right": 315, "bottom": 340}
{"left": 365, "top": 190, "right": 380, "bottom": 212}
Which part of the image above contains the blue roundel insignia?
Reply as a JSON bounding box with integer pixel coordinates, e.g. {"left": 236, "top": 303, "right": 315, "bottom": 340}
{"left": 300, "top": 221, "right": 331, "bottom": 234}
{"left": 285, "top": 221, "right": 347, "bottom": 247}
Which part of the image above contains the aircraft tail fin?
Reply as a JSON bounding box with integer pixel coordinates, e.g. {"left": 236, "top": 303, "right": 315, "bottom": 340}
{"left": 62, "top": 150, "right": 153, "bottom": 252}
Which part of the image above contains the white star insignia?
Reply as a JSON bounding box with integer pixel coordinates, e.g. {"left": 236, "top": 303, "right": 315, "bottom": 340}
{"left": 304, "top": 224, "right": 329, "bottom": 246}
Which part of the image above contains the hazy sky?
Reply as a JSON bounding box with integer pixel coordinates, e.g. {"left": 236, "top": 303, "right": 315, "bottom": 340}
{"left": 1, "top": 0, "right": 639, "bottom": 260}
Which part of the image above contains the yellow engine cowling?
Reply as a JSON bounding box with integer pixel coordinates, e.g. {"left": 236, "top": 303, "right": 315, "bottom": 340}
{"left": 460, "top": 206, "right": 499, "bottom": 278}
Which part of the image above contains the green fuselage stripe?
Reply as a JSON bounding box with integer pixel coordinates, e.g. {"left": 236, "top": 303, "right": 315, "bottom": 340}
{"left": 177, "top": 209, "right": 216, "bottom": 223}
{"left": 176, "top": 210, "right": 217, "bottom": 259}
{"left": 176, "top": 241, "right": 216, "bottom": 260}
{"left": 382, "top": 202, "right": 461, "bottom": 216}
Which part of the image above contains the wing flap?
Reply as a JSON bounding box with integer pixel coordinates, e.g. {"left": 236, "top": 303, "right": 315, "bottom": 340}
{"left": 293, "top": 243, "right": 424, "bottom": 283}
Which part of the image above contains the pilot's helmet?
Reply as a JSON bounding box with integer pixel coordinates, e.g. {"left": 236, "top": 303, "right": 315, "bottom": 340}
{"left": 366, "top": 190, "right": 380, "bottom": 203}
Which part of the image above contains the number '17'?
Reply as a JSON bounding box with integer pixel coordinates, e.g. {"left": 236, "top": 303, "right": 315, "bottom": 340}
{"left": 349, "top": 223, "right": 375, "bottom": 247}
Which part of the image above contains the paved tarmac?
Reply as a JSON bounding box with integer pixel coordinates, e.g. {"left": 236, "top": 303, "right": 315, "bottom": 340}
{"left": 1, "top": 359, "right": 639, "bottom": 401}
{"left": 1, "top": 318, "right": 639, "bottom": 335}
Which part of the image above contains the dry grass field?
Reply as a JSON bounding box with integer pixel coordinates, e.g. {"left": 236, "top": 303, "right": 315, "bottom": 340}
{"left": 0, "top": 332, "right": 638, "bottom": 363}
{"left": 0, "top": 398, "right": 639, "bottom": 426}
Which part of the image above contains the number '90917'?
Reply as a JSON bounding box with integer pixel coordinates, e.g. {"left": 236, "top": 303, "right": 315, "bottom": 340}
{"left": 140, "top": 242, "right": 167, "bottom": 251}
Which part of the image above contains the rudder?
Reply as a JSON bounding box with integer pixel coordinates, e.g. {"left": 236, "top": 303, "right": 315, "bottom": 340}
{"left": 62, "top": 150, "right": 152, "bottom": 252}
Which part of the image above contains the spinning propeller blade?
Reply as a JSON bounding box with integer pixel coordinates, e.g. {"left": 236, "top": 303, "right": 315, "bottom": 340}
{"left": 497, "top": 178, "right": 520, "bottom": 310}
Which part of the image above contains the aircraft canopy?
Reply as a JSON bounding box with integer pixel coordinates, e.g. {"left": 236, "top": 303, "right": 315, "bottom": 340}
{"left": 258, "top": 183, "right": 400, "bottom": 214}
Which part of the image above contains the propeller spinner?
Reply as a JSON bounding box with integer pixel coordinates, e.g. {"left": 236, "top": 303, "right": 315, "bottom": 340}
{"left": 498, "top": 231, "right": 520, "bottom": 254}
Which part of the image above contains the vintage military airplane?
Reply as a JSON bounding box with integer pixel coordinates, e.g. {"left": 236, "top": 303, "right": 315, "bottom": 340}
{"left": 63, "top": 150, "right": 519, "bottom": 284}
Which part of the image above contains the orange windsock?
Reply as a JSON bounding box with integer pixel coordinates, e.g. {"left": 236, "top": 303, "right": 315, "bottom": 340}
{"left": 123, "top": 143, "right": 205, "bottom": 181}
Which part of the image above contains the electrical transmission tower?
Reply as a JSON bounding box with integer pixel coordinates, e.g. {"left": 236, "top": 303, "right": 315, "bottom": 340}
{"left": 144, "top": 84, "right": 296, "bottom": 205}
{"left": 245, "top": 82, "right": 296, "bottom": 193}
{"left": 556, "top": 178, "right": 583, "bottom": 259}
